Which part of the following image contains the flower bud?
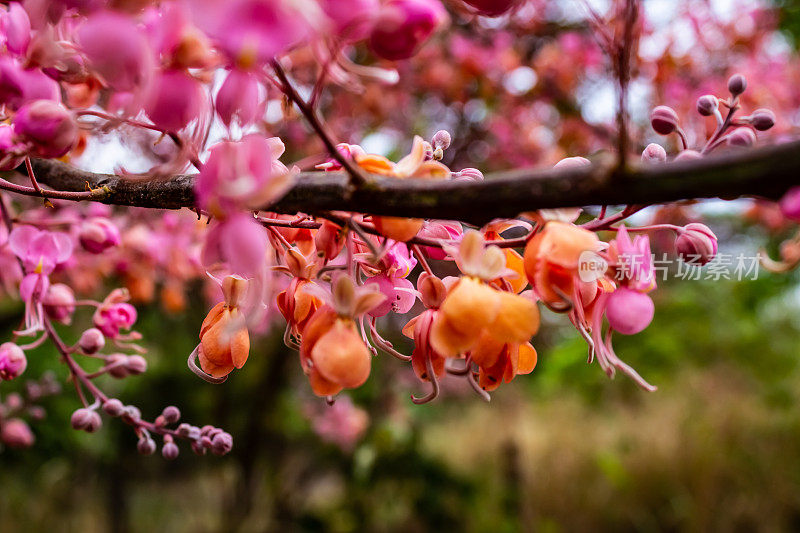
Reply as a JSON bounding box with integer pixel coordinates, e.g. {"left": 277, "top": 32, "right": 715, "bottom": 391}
{"left": 28, "top": 406, "right": 45, "bottom": 421}
{"left": 696, "top": 95, "right": 718, "bottom": 116}
{"left": 43, "top": 283, "right": 76, "bottom": 324}
{"left": 453, "top": 167, "right": 484, "bottom": 181}
{"left": 418, "top": 273, "right": 446, "bottom": 308}
{"left": 641, "top": 143, "right": 667, "bottom": 163}
{"left": 70, "top": 408, "right": 94, "bottom": 430}
{"left": 728, "top": 73, "right": 747, "bottom": 96}
{"left": 675, "top": 223, "right": 718, "bottom": 265}
{"left": 780, "top": 186, "right": 800, "bottom": 221}
{"left": 216, "top": 69, "right": 261, "bottom": 127}
{"left": 650, "top": 105, "right": 679, "bottom": 135}
{"left": 1, "top": 418, "right": 34, "bottom": 448}
{"left": 102, "top": 398, "right": 124, "bottom": 417}
{"left": 161, "top": 406, "right": 181, "bottom": 424}
{"left": 79, "top": 217, "right": 121, "bottom": 254}
{"left": 162, "top": 441, "right": 179, "bottom": 460}
{"left": 145, "top": 70, "right": 204, "bottom": 132}
{"left": 431, "top": 129, "right": 451, "bottom": 151}
{"left": 674, "top": 149, "right": 702, "bottom": 161}
{"left": 79, "top": 328, "right": 105, "bottom": 355}
{"left": 0, "top": 342, "right": 26, "bottom": 380}
{"left": 106, "top": 353, "right": 129, "bottom": 378}
{"left": 462, "top": 0, "right": 518, "bottom": 16}
{"left": 13, "top": 100, "right": 78, "bottom": 158}
{"left": 211, "top": 431, "right": 233, "bottom": 455}
{"left": 726, "top": 127, "right": 756, "bottom": 148}
{"left": 125, "top": 355, "right": 147, "bottom": 375}
{"left": 750, "top": 108, "right": 776, "bottom": 131}
{"left": 192, "top": 439, "right": 207, "bottom": 455}
{"left": 122, "top": 405, "right": 141, "bottom": 423}
{"left": 3, "top": 3, "right": 31, "bottom": 56}
{"left": 137, "top": 436, "right": 156, "bottom": 455}
{"left": 554, "top": 156, "right": 591, "bottom": 169}
{"left": 605, "top": 288, "right": 654, "bottom": 335}
{"left": 369, "top": 0, "right": 447, "bottom": 61}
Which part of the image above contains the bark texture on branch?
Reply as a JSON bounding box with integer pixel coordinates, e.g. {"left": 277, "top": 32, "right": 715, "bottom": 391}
{"left": 30, "top": 140, "right": 800, "bottom": 224}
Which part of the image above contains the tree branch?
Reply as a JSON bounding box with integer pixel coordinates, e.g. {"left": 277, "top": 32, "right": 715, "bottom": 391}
{"left": 28, "top": 140, "right": 800, "bottom": 225}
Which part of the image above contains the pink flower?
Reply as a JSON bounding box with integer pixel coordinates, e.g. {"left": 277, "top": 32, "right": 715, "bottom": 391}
{"left": 201, "top": 212, "right": 269, "bottom": 277}
{"left": 9, "top": 225, "right": 72, "bottom": 275}
{"left": 144, "top": 69, "right": 205, "bottom": 132}
{"left": 369, "top": 0, "right": 447, "bottom": 61}
{"left": 43, "top": 283, "right": 76, "bottom": 324}
{"left": 321, "top": 0, "right": 378, "bottom": 41}
{"left": 461, "top": 0, "right": 518, "bottom": 17}
{"left": 78, "top": 10, "right": 153, "bottom": 92}
{"left": 316, "top": 143, "right": 366, "bottom": 172}
{"left": 215, "top": 69, "right": 262, "bottom": 127}
{"left": 79, "top": 217, "right": 121, "bottom": 254}
{"left": 0, "top": 342, "right": 26, "bottom": 380}
{"left": 780, "top": 186, "right": 800, "bottom": 221}
{"left": 188, "top": 0, "right": 310, "bottom": 67}
{"left": 309, "top": 395, "right": 369, "bottom": 451}
{"left": 13, "top": 100, "right": 78, "bottom": 158}
{"left": 0, "top": 418, "right": 34, "bottom": 448}
{"left": 417, "top": 221, "right": 462, "bottom": 260}
{"left": 365, "top": 274, "right": 416, "bottom": 317}
{"left": 675, "top": 223, "right": 718, "bottom": 266}
{"left": 605, "top": 287, "right": 654, "bottom": 335}
{"left": 609, "top": 225, "right": 656, "bottom": 293}
{"left": 93, "top": 298, "right": 137, "bottom": 338}
{"left": 2, "top": 2, "right": 31, "bottom": 55}
{"left": 0, "top": 59, "right": 60, "bottom": 110}
{"left": 196, "top": 135, "right": 293, "bottom": 215}
{"left": 0, "top": 123, "right": 25, "bottom": 170}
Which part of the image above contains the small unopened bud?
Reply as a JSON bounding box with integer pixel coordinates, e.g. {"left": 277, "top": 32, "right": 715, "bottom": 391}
{"left": 102, "top": 398, "right": 125, "bottom": 417}
{"left": 161, "top": 406, "right": 181, "bottom": 424}
{"left": 750, "top": 108, "right": 776, "bottom": 131}
{"left": 137, "top": 436, "right": 156, "bottom": 455}
{"left": 79, "top": 328, "right": 105, "bottom": 355}
{"left": 27, "top": 406, "right": 45, "bottom": 421}
{"left": 650, "top": 106, "right": 680, "bottom": 135}
{"left": 728, "top": 73, "right": 747, "bottom": 96}
{"left": 0, "top": 343, "right": 26, "bottom": 381}
{"left": 79, "top": 217, "right": 121, "bottom": 254}
{"left": 191, "top": 439, "right": 207, "bottom": 455}
{"left": 13, "top": 100, "right": 78, "bottom": 158}
{"left": 726, "top": 128, "right": 756, "bottom": 148}
{"left": 122, "top": 405, "right": 141, "bottom": 423}
{"left": 70, "top": 408, "right": 94, "bottom": 430}
{"left": 453, "top": 168, "right": 484, "bottom": 182}
{"left": 106, "top": 354, "right": 129, "bottom": 378}
{"left": 1, "top": 419, "right": 34, "bottom": 448}
{"left": 676, "top": 223, "right": 718, "bottom": 265}
{"left": 211, "top": 432, "right": 233, "bottom": 455}
{"left": 84, "top": 411, "right": 102, "bottom": 433}
{"left": 5, "top": 393, "right": 23, "bottom": 411}
{"left": 125, "top": 355, "right": 147, "bottom": 375}
{"left": 696, "top": 95, "right": 718, "bottom": 116}
{"left": 674, "top": 149, "right": 703, "bottom": 161}
{"left": 431, "top": 130, "right": 451, "bottom": 151}
{"left": 641, "top": 143, "right": 667, "bottom": 163}
{"left": 162, "top": 440, "right": 179, "bottom": 460}
{"left": 779, "top": 186, "right": 800, "bottom": 222}
{"left": 43, "top": 283, "right": 76, "bottom": 324}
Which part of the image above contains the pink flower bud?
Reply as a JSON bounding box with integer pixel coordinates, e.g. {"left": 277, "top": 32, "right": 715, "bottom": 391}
{"left": 137, "top": 436, "right": 156, "bottom": 455}
{"left": 605, "top": 288, "right": 654, "bottom": 335}
{"left": 79, "top": 217, "right": 121, "bottom": 254}
{"left": 369, "top": 0, "right": 447, "bottom": 61}
{"left": 125, "top": 355, "right": 147, "bottom": 375}
{"left": 145, "top": 70, "right": 204, "bottom": 132}
{"left": 162, "top": 441, "right": 179, "bottom": 460}
{"left": 554, "top": 156, "right": 591, "bottom": 169}
{"left": 0, "top": 124, "right": 25, "bottom": 170}
{"left": 2, "top": 2, "right": 31, "bottom": 55}
{"left": 13, "top": 100, "right": 78, "bottom": 158}
{"left": 106, "top": 353, "right": 129, "bottom": 378}
{"left": 462, "top": 0, "right": 518, "bottom": 16}
{"left": 750, "top": 108, "right": 776, "bottom": 131}
{"left": 675, "top": 223, "right": 718, "bottom": 265}
{"left": 0, "top": 342, "right": 26, "bottom": 380}
{"left": 1, "top": 418, "right": 34, "bottom": 448}
{"left": 321, "top": 0, "right": 379, "bottom": 40}
{"left": 780, "top": 186, "right": 800, "bottom": 221}
{"left": 70, "top": 408, "right": 94, "bottom": 430}
{"left": 674, "top": 149, "right": 702, "bottom": 161}
{"left": 216, "top": 69, "right": 261, "bottom": 127}
{"left": 93, "top": 302, "right": 137, "bottom": 338}
{"left": 696, "top": 95, "right": 718, "bottom": 116}
{"left": 43, "top": 283, "right": 76, "bottom": 324}
{"left": 211, "top": 431, "right": 233, "bottom": 455}
{"left": 161, "top": 406, "right": 181, "bottom": 424}
{"left": 726, "top": 127, "right": 756, "bottom": 148}
{"left": 102, "top": 398, "right": 124, "bottom": 416}
{"left": 431, "top": 129, "right": 451, "bottom": 150}
{"left": 453, "top": 167, "right": 484, "bottom": 181}
{"left": 641, "top": 143, "right": 667, "bottom": 163}
{"left": 727, "top": 73, "right": 747, "bottom": 96}
{"left": 79, "top": 328, "right": 105, "bottom": 354}
{"left": 650, "top": 105, "right": 679, "bottom": 135}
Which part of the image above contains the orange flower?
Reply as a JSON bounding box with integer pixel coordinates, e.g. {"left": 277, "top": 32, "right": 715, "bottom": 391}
{"left": 197, "top": 275, "right": 250, "bottom": 378}
{"left": 428, "top": 231, "right": 540, "bottom": 358}
{"left": 355, "top": 136, "right": 450, "bottom": 242}
{"left": 276, "top": 248, "right": 322, "bottom": 337}
{"left": 298, "top": 275, "right": 386, "bottom": 397}
{"left": 470, "top": 332, "right": 537, "bottom": 392}
{"left": 523, "top": 221, "right": 603, "bottom": 310}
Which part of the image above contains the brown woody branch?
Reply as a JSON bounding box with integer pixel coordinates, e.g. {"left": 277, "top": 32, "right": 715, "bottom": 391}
{"left": 28, "top": 140, "right": 800, "bottom": 225}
